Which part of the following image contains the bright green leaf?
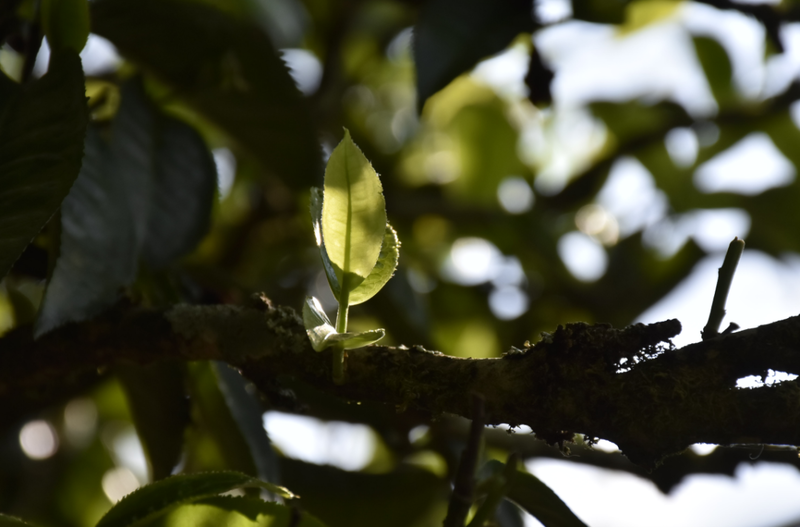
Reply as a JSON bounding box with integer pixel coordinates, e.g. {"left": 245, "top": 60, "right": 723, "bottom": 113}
{"left": 41, "top": 0, "right": 90, "bottom": 53}
{"left": 322, "top": 129, "right": 387, "bottom": 302}
{"left": 0, "top": 49, "right": 87, "bottom": 281}
{"left": 96, "top": 471, "right": 296, "bottom": 527}
{"left": 414, "top": 0, "right": 535, "bottom": 112}
{"left": 139, "top": 496, "right": 328, "bottom": 527}
{"left": 91, "top": 0, "right": 321, "bottom": 190}
{"left": 310, "top": 187, "right": 341, "bottom": 299}
{"left": 348, "top": 224, "right": 400, "bottom": 305}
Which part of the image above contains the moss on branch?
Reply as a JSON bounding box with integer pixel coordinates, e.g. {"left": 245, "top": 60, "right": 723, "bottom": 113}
{"left": 2, "top": 295, "right": 800, "bottom": 467}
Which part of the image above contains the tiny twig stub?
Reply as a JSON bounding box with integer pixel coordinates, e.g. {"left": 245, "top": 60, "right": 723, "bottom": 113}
{"left": 702, "top": 237, "right": 745, "bottom": 340}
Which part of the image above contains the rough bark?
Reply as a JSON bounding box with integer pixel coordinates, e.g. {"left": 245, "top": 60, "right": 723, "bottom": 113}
{"left": 2, "top": 294, "right": 800, "bottom": 468}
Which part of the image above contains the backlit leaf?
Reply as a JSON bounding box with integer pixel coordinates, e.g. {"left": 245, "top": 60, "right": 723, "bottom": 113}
{"left": 348, "top": 224, "right": 400, "bottom": 306}
{"left": 321, "top": 130, "right": 387, "bottom": 301}
{"left": 303, "top": 297, "right": 385, "bottom": 351}
{"left": 310, "top": 187, "right": 341, "bottom": 299}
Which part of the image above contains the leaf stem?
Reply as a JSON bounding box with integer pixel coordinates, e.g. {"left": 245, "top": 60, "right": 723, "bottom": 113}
{"left": 702, "top": 237, "right": 745, "bottom": 340}
{"left": 332, "top": 291, "right": 350, "bottom": 384}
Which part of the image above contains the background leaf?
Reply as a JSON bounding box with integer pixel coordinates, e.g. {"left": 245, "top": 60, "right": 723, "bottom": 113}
{"left": 211, "top": 362, "right": 281, "bottom": 486}
{"left": 96, "top": 471, "right": 294, "bottom": 527}
{"left": 36, "top": 78, "right": 216, "bottom": 335}
{"left": 0, "top": 49, "right": 87, "bottom": 281}
{"left": 116, "top": 362, "right": 190, "bottom": 481}
{"left": 41, "top": 0, "right": 89, "bottom": 53}
{"left": 34, "top": 125, "right": 138, "bottom": 336}
{"left": 504, "top": 465, "right": 587, "bottom": 527}
{"left": 414, "top": 0, "right": 535, "bottom": 112}
{"left": 138, "top": 496, "right": 327, "bottom": 527}
{"left": 91, "top": 0, "right": 321, "bottom": 189}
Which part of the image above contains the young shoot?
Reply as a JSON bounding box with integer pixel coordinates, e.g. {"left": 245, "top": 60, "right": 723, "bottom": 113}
{"left": 303, "top": 129, "right": 400, "bottom": 383}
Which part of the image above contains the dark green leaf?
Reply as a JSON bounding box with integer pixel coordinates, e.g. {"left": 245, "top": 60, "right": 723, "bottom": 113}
{"left": 186, "top": 361, "right": 262, "bottom": 476}
{"left": 0, "top": 49, "right": 87, "bottom": 280}
{"left": 211, "top": 362, "right": 281, "bottom": 485}
{"left": 96, "top": 471, "right": 295, "bottom": 527}
{"left": 91, "top": 0, "right": 321, "bottom": 189}
{"left": 41, "top": 0, "right": 90, "bottom": 52}
{"left": 117, "top": 362, "right": 190, "bottom": 481}
{"left": 142, "top": 104, "right": 217, "bottom": 269}
{"left": 571, "top": 0, "right": 630, "bottom": 24}
{"left": 35, "top": 125, "right": 138, "bottom": 336}
{"left": 693, "top": 37, "right": 735, "bottom": 110}
{"left": 138, "top": 496, "right": 327, "bottom": 527}
{"left": 414, "top": 0, "right": 535, "bottom": 112}
{"left": 498, "top": 463, "right": 587, "bottom": 527}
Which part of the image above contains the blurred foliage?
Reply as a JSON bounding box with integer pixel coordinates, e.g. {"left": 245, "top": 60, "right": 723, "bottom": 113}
{"left": 3, "top": 0, "right": 800, "bottom": 524}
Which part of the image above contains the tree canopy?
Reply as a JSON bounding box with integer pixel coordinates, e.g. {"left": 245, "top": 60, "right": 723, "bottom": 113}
{"left": 2, "top": 0, "right": 800, "bottom": 525}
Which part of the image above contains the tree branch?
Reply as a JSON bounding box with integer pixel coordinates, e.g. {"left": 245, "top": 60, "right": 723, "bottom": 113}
{"left": 2, "top": 294, "right": 800, "bottom": 468}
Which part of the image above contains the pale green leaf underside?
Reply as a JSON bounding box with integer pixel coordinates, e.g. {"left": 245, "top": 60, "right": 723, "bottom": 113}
{"left": 321, "top": 129, "right": 386, "bottom": 296}
{"left": 349, "top": 224, "right": 400, "bottom": 305}
{"left": 310, "top": 187, "right": 341, "bottom": 298}
{"left": 303, "top": 296, "right": 385, "bottom": 351}
{"left": 140, "top": 497, "right": 328, "bottom": 527}
{"left": 96, "top": 471, "right": 295, "bottom": 527}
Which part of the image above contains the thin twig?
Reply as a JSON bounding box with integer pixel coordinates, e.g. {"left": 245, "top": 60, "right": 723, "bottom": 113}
{"left": 443, "top": 393, "right": 486, "bottom": 527}
{"left": 702, "top": 237, "right": 745, "bottom": 340}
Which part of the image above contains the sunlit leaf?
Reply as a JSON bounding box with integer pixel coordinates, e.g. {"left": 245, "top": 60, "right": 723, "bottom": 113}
{"left": 92, "top": 0, "right": 321, "bottom": 189}
{"left": 96, "top": 471, "right": 296, "bottom": 527}
{"left": 310, "top": 187, "right": 341, "bottom": 299}
{"left": 41, "top": 0, "right": 90, "bottom": 53}
{"left": 414, "top": 0, "right": 534, "bottom": 112}
{"left": 139, "top": 496, "right": 327, "bottom": 527}
{"left": 0, "top": 49, "right": 87, "bottom": 281}
{"left": 322, "top": 129, "right": 387, "bottom": 301}
{"left": 303, "top": 297, "right": 385, "bottom": 350}
{"left": 348, "top": 224, "right": 400, "bottom": 305}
